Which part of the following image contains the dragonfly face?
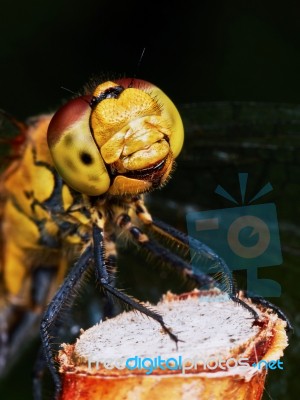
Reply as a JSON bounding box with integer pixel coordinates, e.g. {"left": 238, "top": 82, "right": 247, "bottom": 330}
{"left": 47, "top": 78, "right": 184, "bottom": 196}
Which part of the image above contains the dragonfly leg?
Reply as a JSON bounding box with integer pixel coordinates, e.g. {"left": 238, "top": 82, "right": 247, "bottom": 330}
{"left": 132, "top": 197, "right": 233, "bottom": 291}
{"left": 246, "top": 295, "right": 293, "bottom": 332}
{"left": 150, "top": 218, "right": 294, "bottom": 327}
{"left": 149, "top": 218, "right": 299, "bottom": 322}
{"left": 102, "top": 233, "right": 118, "bottom": 318}
{"left": 134, "top": 214, "right": 260, "bottom": 320}
{"left": 151, "top": 218, "right": 235, "bottom": 289}
{"left": 0, "top": 303, "right": 11, "bottom": 375}
{"left": 40, "top": 246, "right": 93, "bottom": 399}
{"left": 92, "top": 225, "right": 180, "bottom": 346}
{"left": 31, "top": 267, "right": 60, "bottom": 399}
{"left": 116, "top": 213, "right": 214, "bottom": 288}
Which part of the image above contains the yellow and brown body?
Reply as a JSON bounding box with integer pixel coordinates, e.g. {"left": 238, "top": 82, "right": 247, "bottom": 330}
{"left": 0, "top": 78, "right": 184, "bottom": 373}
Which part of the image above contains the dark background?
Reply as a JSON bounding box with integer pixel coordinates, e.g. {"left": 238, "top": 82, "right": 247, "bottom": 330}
{"left": 2, "top": 0, "right": 300, "bottom": 117}
{"left": 0, "top": 1, "right": 299, "bottom": 399}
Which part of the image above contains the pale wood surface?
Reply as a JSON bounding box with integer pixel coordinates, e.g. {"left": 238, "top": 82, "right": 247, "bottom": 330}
{"left": 58, "top": 289, "right": 288, "bottom": 400}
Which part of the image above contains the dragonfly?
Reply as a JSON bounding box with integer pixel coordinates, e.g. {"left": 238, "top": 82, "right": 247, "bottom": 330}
{"left": 0, "top": 80, "right": 294, "bottom": 400}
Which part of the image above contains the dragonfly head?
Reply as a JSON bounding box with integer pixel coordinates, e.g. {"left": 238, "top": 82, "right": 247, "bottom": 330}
{"left": 47, "top": 79, "right": 184, "bottom": 196}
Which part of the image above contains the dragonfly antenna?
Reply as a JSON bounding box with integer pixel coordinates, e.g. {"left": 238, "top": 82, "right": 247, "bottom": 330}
{"left": 61, "top": 86, "right": 78, "bottom": 96}
{"left": 129, "top": 47, "right": 146, "bottom": 88}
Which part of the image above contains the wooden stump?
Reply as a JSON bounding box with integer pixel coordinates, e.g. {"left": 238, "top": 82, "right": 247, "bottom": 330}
{"left": 58, "top": 289, "right": 288, "bottom": 400}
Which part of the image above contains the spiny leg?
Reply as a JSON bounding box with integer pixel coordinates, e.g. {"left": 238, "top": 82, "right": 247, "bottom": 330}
{"left": 150, "top": 217, "right": 293, "bottom": 322}
{"left": 150, "top": 218, "right": 261, "bottom": 319}
{"left": 149, "top": 218, "right": 295, "bottom": 328}
{"left": 132, "top": 197, "right": 260, "bottom": 320}
{"left": 32, "top": 266, "right": 69, "bottom": 399}
{"left": 151, "top": 218, "right": 235, "bottom": 291}
{"left": 118, "top": 215, "right": 260, "bottom": 327}
{"left": 40, "top": 246, "right": 92, "bottom": 399}
{"left": 116, "top": 213, "right": 215, "bottom": 289}
{"left": 92, "top": 224, "right": 179, "bottom": 345}
{"left": 247, "top": 295, "right": 293, "bottom": 332}
{"left": 102, "top": 233, "right": 118, "bottom": 318}
{"left": 138, "top": 212, "right": 292, "bottom": 330}
{"left": 133, "top": 197, "right": 231, "bottom": 287}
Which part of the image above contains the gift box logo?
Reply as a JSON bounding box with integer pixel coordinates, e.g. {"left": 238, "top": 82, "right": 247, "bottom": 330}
{"left": 186, "top": 173, "right": 282, "bottom": 297}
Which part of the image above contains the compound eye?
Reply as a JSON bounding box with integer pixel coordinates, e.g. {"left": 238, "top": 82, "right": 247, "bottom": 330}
{"left": 47, "top": 96, "right": 110, "bottom": 196}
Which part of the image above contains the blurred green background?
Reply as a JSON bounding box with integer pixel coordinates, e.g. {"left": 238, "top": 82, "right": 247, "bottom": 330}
{"left": 0, "top": 1, "right": 299, "bottom": 399}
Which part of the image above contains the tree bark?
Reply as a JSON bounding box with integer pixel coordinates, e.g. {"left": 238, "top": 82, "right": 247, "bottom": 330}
{"left": 58, "top": 289, "right": 288, "bottom": 400}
